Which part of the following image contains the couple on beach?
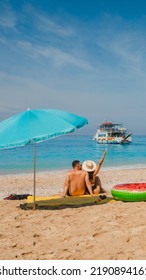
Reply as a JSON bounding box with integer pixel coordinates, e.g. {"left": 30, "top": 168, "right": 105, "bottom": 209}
{"left": 62, "top": 151, "right": 106, "bottom": 197}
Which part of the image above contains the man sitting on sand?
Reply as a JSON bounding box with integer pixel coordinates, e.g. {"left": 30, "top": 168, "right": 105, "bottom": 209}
{"left": 62, "top": 160, "right": 93, "bottom": 197}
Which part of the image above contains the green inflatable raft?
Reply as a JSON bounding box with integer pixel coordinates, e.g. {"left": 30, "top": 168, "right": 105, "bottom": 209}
{"left": 111, "top": 183, "right": 146, "bottom": 202}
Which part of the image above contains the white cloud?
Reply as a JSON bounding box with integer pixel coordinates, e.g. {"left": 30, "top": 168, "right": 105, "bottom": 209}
{"left": 0, "top": 37, "right": 7, "bottom": 43}
{"left": 36, "top": 46, "right": 93, "bottom": 70}
{"left": 36, "top": 14, "right": 74, "bottom": 37}
{"left": 24, "top": 3, "right": 75, "bottom": 37}
{"left": 0, "top": 4, "right": 17, "bottom": 28}
{"left": 0, "top": 71, "right": 58, "bottom": 115}
{"left": 17, "top": 40, "right": 93, "bottom": 70}
{"left": 95, "top": 15, "right": 146, "bottom": 77}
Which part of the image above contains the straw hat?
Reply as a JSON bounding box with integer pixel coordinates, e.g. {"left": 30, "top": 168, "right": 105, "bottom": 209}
{"left": 82, "top": 160, "right": 97, "bottom": 172}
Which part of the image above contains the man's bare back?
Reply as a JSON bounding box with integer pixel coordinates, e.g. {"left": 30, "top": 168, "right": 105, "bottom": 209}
{"left": 65, "top": 170, "right": 87, "bottom": 196}
{"left": 62, "top": 160, "right": 93, "bottom": 197}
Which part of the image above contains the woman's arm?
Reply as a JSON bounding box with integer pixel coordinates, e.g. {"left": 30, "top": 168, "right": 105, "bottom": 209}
{"left": 93, "top": 150, "right": 106, "bottom": 176}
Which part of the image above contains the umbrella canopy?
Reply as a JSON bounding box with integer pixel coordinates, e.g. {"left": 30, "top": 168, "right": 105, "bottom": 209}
{"left": 0, "top": 109, "right": 88, "bottom": 208}
{"left": 0, "top": 109, "right": 88, "bottom": 149}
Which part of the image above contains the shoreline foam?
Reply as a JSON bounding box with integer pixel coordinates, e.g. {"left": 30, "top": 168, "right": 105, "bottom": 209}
{"left": 1, "top": 163, "right": 146, "bottom": 176}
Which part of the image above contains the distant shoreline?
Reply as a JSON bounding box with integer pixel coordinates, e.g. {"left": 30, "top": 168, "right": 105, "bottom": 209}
{"left": 0, "top": 164, "right": 146, "bottom": 176}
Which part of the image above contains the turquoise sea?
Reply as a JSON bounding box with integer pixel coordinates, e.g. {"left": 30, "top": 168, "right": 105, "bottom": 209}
{"left": 0, "top": 135, "right": 146, "bottom": 175}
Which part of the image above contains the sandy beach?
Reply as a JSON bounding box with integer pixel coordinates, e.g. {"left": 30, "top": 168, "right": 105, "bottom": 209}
{"left": 0, "top": 168, "right": 146, "bottom": 260}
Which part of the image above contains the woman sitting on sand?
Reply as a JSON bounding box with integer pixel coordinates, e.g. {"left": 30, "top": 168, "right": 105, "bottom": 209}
{"left": 82, "top": 150, "right": 106, "bottom": 195}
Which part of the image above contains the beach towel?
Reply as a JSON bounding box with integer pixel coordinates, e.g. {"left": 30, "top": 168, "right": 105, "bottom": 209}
{"left": 26, "top": 194, "right": 112, "bottom": 208}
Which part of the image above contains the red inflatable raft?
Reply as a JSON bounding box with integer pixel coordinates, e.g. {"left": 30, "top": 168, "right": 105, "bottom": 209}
{"left": 111, "top": 183, "right": 146, "bottom": 202}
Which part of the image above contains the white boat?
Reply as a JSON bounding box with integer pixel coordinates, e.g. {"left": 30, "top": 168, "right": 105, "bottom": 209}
{"left": 93, "top": 122, "right": 132, "bottom": 144}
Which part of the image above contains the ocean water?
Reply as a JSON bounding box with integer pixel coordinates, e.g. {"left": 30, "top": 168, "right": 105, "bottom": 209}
{"left": 0, "top": 135, "right": 146, "bottom": 175}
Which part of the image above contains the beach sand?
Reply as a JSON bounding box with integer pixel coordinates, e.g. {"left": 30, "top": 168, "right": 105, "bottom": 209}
{"left": 0, "top": 168, "right": 146, "bottom": 260}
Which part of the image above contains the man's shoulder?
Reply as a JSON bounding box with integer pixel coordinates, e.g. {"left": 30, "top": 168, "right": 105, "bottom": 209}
{"left": 66, "top": 170, "right": 74, "bottom": 175}
{"left": 79, "top": 170, "right": 87, "bottom": 176}
{"left": 66, "top": 170, "right": 87, "bottom": 175}
{"left": 81, "top": 170, "right": 88, "bottom": 174}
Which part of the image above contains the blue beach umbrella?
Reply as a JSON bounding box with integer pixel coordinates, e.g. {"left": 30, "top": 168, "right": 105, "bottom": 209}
{"left": 0, "top": 109, "right": 88, "bottom": 208}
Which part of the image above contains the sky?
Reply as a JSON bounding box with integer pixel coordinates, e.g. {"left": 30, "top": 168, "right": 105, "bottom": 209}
{"left": 0, "top": 0, "right": 146, "bottom": 135}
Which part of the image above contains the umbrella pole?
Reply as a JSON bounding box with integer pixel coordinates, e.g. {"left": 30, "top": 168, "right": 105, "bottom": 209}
{"left": 33, "top": 142, "right": 36, "bottom": 210}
